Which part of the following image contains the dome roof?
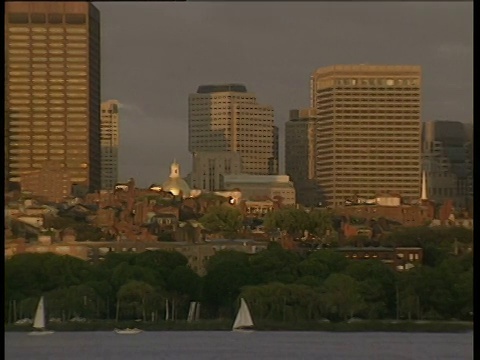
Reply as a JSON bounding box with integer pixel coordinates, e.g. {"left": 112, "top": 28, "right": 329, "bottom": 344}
{"left": 162, "top": 177, "right": 191, "bottom": 197}
{"left": 161, "top": 160, "right": 191, "bottom": 197}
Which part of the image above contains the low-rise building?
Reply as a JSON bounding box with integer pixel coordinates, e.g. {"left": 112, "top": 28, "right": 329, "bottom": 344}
{"left": 335, "top": 246, "right": 423, "bottom": 271}
{"left": 223, "top": 174, "right": 296, "bottom": 206}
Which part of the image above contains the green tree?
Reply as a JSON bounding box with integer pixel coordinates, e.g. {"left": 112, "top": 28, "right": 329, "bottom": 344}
{"left": 202, "top": 260, "right": 255, "bottom": 317}
{"left": 249, "top": 242, "right": 300, "bottom": 284}
{"left": 117, "top": 281, "right": 155, "bottom": 321}
{"left": 263, "top": 207, "right": 310, "bottom": 237}
{"left": 321, "top": 273, "right": 365, "bottom": 321}
{"left": 344, "top": 260, "right": 397, "bottom": 319}
{"left": 199, "top": 205, "right": 243, "bottom": 238}
{"left": 307, "top": 209, "right": 334, "bottom": 237}
{"left": 298, "top": 250, "right": 349, "bottom": 281}
{"left": 206, "top": 250, "right": 250, "bottom": 273}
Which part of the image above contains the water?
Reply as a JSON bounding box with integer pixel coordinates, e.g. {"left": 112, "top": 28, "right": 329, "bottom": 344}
{"left": 5, "top": 331, "right": 473, "bottom": 360}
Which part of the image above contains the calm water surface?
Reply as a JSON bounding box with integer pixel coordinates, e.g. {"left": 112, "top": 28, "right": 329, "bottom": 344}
{"left": 5, "top": 331, "right": 473, "bottom": 360}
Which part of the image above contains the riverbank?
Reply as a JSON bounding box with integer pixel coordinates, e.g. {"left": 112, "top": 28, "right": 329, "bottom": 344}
{"left": 5, "top": 319, "right": 473, "bottom": 333}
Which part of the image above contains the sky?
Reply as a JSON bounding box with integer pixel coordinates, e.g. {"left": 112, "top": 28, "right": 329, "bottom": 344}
{"left": 94, "top": 1, "right": 473, "bottom": 187}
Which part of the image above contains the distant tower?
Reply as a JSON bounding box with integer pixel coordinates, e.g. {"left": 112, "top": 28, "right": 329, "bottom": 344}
{"left": 101, "top": 100, "right": 120, "bottom": 190}
{"left": 421, "top": 170, "right": 428, "bottom": 201}
{"left": 170, "top": 160, "right": 180, "bottom": 178}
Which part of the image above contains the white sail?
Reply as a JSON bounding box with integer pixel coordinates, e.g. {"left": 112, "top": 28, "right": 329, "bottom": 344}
{"left": 187, "top": 302, "right": 196, "bottom": 322}
{"left": 165, "top": 299, "right": 170, "bottom": 321}
{"left": 33, "top": 296, "right": 46, "bottom": 329}
{"left": 232, "top": 298, "right": 254, "bottom": 330}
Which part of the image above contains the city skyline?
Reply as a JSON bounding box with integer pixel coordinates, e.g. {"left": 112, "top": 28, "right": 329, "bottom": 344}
{"left": 79, "top": 2, "right": 471, "bottom": 186}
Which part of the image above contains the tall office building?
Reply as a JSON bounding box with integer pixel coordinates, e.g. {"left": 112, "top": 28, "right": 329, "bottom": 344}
{"left": 188, "top": 84, "right": 278, "bottom": 176}
{"left": 422, "top": 120, "right": 471, "bottom": 209}
{"left": 311, "top": 65, "right": 422, "bottom": 207}
{"left": 285, "top": 108, "right": 319, "bottom": 206}
{"left": 5, "top": 2, "right": 101, "bottom": 194}
{"left": 100, "top": 100, "right": 119, "bottom": 190}
{"left": 189, "top": 151, "right": 242, "bottom": 191}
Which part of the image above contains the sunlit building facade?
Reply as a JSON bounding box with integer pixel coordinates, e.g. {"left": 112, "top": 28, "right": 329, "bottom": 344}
{"left": 101, "top": 100, "right": 119, "bottom": 190}
{"left": 310, "top": 65, "right": 422, "bottom": 207}
{"left": 5, "top": 2, "right": 101, "bottom": 194}
{"left": 188, "top": 84, "right": 278, "bottom": 176}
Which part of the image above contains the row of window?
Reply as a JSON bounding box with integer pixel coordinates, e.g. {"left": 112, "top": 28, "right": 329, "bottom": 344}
{"left": 8, "top": 13, "right": 87, "bottom": 25}
{"left": 9, "top": 26, "right": 86, "bottom": 33}
{"left": 9, "top": 34, "right": 86, "bottom": 40}
{"left": 9, "top": 57, "right": 86, "bottom": 63}
{"left": 10, "top": 148, "right": 87, "bottom": 154}
{"left": 9, "top": 65, "right": 86, "bottom": 72}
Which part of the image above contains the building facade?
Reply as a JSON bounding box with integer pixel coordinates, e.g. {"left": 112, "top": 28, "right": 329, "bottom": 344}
{"left": 5, "top": 2, "right": 101, "bottom": 193}
{"left": 100, "top": 100, "right": 119, "bottom": 190}
{"left": 422, "top": 120, "right": 472, "bottom": 209}
{"left": 310, "top": 65, "right": 422, "bottom": 207}
{"left": 189, "top": 151, "right": 242, "bottom": 191}
{"left": 188, "top": 84, "right": 278, "bottom": 176}
{"left": 285, "top": 108, "right": 319, "bottom": 206}
{"left": 19, "top": 161, "right": 71, "bottom": 202}
{"left": 223, "top": 174, "right": 296, "bottom": 206}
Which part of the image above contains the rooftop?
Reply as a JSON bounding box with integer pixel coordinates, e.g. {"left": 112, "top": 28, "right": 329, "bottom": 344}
{"left": 196, "top": 84, "right": 247, "bottom": 94}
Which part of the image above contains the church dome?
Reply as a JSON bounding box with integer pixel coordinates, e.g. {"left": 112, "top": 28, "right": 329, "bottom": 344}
{"left": 161, "top": 160, "right": 191, "bottom": 197}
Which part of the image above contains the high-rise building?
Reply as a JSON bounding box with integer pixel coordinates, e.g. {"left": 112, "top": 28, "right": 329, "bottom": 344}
{"left": 5, "top": 2, "right": 101, "bottom": 194}
{"left": 188, "top": 84, "right": 278, "bottom": 176}
{"left": 285, "top": 108, "right": 319, "bottom": 206}
{"left": 189, "top": 151, "right": 242, "bottom": 191}
{"left": 101, "top": 100, "right": 119, "bottom": 190}
{"left": 422, "top": 120, "right": 471, "bottom": 209}
{"left": 310, "top": 65, "right": 422, "bottom": 207}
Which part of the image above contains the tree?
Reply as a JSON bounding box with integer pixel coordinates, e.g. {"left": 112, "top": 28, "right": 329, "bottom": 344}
{"left": 117, "top": 281, "right": 155, "bottom": 321}
{"left": 263, "top": 208, "right": 310, "bottom": 237}
{"left": 202, "top": 260, "right": 255, "bottom": 317}
{"left": 206, "top": 250, "right": 250, "bottom": 273}
{"left": 307, "top": 209, "right": 333, "bottom": 237}
{"left": 298, "top": 250, "right": 349, "bottom": 281}
{"left": 321, "top": 273, "right": 365, "bottom": 321}
{"left": 344, "top": 260, "right": 397, "bottom": 318}
{"left": 249, "top": 242, "right": 301, "bottom": 284}
{"left": 199, "top": 205, "right": 243, "bottom": 238}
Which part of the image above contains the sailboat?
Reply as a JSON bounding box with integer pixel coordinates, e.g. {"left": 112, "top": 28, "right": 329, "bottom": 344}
{"left": 232, "top": 298, "right": 254, "bottom": 332}
{"left": 28, "top": 296, "right": 54, "bottom": 336}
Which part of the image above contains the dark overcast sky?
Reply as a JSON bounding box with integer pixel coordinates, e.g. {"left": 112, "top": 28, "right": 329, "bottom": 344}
{"left": 93, "top": 1, "right": 473, "bottom": 187}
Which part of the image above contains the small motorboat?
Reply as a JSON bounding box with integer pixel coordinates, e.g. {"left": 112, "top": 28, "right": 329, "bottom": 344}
{"left": 114, "top": 328, "right": 143, "bottom": 335}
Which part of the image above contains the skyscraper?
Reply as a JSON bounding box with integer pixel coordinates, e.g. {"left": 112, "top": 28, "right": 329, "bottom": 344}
{"left": 188, "top": 84, "right": 278, "bottom": 177}
{"left": 5, "top": 1, "right": 101, "bottom": 194}
{"left": 310, "top": 65, "right": 422, "bottom": 207}
{"left": 422, "top": 120, "right": 471, "bottom": 209}
{"left": 285, "top": 108, "right": 319, "bottom": 206}
{"left": 101, "top": 100, "right": 119, "bottom": 190}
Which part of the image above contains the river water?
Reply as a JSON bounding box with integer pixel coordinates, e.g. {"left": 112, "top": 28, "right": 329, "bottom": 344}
{"left": 5, "top": 331, "right": 473, "bottom": 360}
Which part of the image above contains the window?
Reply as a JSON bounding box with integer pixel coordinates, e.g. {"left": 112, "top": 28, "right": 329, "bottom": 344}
{"left": 48, "top": 13, "right": 63, "bottom": 24}
{"left": 8, "top": 13, "right": 29, "bottom": 24}
{"left": 65, "top": 14, "right": 86, "bottom": 24}
{"left": 31, "top": 13, "right": 46, "bottom": 24}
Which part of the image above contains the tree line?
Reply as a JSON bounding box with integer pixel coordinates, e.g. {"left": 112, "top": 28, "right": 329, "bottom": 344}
{"left": 5, "top": 227, "right": 473, "bottom": 324}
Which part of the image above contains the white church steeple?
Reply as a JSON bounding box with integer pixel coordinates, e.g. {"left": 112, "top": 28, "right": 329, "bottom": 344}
{"left": 170, "top": 159, "right": 180, "bottom": 179}
{"left": 421, "top": 170, "right": 428, "bottom": 201}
